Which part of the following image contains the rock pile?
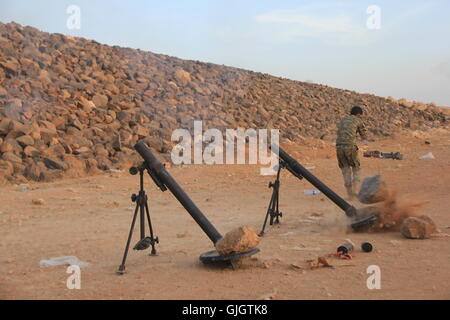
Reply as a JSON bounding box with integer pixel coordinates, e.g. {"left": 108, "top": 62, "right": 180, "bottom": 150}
{"left": 0, "top": 22, "right": 449, "bottom": 184}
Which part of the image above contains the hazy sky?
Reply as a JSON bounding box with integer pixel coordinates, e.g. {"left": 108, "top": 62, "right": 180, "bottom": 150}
{"left": 1, "top": 0, "right": 449, "bottom": 106}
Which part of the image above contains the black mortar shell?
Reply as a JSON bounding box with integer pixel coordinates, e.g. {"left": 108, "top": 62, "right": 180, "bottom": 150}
{"left": 337, "top": 242, "right": 354, "bottom": 254}
{"left": 361, "top": 242, "right": 373, "bottom": 252}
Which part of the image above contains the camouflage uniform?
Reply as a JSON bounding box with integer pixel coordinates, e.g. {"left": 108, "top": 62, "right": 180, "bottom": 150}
{"left": 336, "top": 115, "right": 368, "bottom": 198}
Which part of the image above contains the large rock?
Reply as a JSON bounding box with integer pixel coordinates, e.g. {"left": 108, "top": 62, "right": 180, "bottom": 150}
{"left": 400, "top": 216, "right": 437, "bottom": 239}
{"left": 358, "top": 175, "right": 389, "bottom": 204}
{"left": 215, "top": 226, "right": 260, "bottom": 255}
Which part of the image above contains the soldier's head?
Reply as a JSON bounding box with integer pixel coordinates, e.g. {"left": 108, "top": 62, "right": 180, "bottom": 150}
{"left": 350, "top": 106, "right": 363, "bottom": 117}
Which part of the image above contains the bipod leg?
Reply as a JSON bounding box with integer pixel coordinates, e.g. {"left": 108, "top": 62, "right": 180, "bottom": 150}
{"left": 116, "top": 201, "right": 140, "bottom": 275}
{"left": 144, "top": 200, "right": 159, "bottom": 255}
{"left": 259, "top": 189, "right": 276, "bottom": 236}
{"left": 259, "top": 165, "right": 283, "bottom": 236}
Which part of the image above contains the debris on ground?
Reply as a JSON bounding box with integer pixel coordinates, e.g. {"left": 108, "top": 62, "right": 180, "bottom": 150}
{"left": 176, "top": 231, "right": 192, "bottom": 238}
{"left": 39, "top": 256, "right": 89, "bottom": 268}
{"left": 419, "top": 152, "right": 435, "bottom": 159}
{"left": 372, "top": 191, "right": 427, "bottom": 231}
{"left": 32, "top": 199, "right": 45, "bottom": 205}
{"left": 308, "top": 256, "right": 334, "bottom": 269}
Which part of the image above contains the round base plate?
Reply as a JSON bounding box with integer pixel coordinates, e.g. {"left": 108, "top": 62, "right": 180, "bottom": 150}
{"left": 350, "top": 208, "right": 380, "bottom": 230}
{"left": 199, "top": 248, "right": 260, "bottom": 265}
{"left": 351, "top": 215, "right": 378, "bottom": 230}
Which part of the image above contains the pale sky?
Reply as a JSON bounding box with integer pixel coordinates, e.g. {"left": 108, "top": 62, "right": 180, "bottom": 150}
{"left": 1, "top": 0, "right": 449, "bottom": 106}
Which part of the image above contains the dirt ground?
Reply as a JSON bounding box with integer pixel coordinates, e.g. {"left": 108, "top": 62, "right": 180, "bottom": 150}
{"left": 1, "top": 129, "right": 449, "bottom": 300}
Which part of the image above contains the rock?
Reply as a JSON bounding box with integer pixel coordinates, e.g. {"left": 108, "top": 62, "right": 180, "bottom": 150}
{"left": 32, "top": 199, "right": 45, "bottom": 205}
{"left": 23, "top": 146, "right": 40, "bottom": 157}
{"left": 24, "top": 162, "right": 43, "bottom": 181}
{"left": 63, "top": 154, "right": 87, "bottom": 176}
{"left": 39, "top": 128, "right": 57, "bottom": 144}
{"left": 215, "top": 226, "right": 260, "bottom": 255}
{"left": 0, "top": 118, "right": 12, "bottom": 135}
{"left": 16, "top": 135, "right": 35, "bottom": 147}
{"left": 0, "top": 85, "right": 8, "bottom": 96}
{"left": 0, "top": 160, "right": 14, "bottom": 176}
{"left": 0, "top": 60, "right": 19, "bottom": 76}
{"left": 73, "top": 146, "right": 91, "bottom": 155}
{"left": 176, "top": 232, "right": 192, "bottom": 238}
{"left": 92, "top": 94, "right": 108, "bottom": 108}
{"left": 358, "top": 175, "right": 389, "bottom": 204}
{"left": 400, "top": 216, "right": 437, "bottom": 239}
{"left": 40, "top": 169, "right": 63, "bottom": 182}
{"left": 2, "top": 152, "right": 22, "bottom": 164}
{"left": 43, "top": 157, "right": 68, "bottom": 170}
{"left": 39, "top": 120, "right": 57, "bottom": 133}
{"left": 78, "top": 97, "right": 96, "bottom": 112}
{"left": 94, "top": 144, "right": 109, "bottom": 157}
{"left": 174, "top": 68, "right": 191, "bottom": 86}
{"left": 134, "top": 125, "right": 148, "bottom": 138}
{"left": 85, "top": 158, "right": 101, "bottom": 174}
{"left": 96, "top": 156, "right": 112, "bottom": 171}
{"left": 3, "top": 99, "right": 22, "bottom": 120}
{"left": 0, "top": 141, "right": 14, "bottom": 153}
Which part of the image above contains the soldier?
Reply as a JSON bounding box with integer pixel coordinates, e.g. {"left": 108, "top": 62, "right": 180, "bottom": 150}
{"left": 336, "top": 106, "right": 368, "bottom": 199}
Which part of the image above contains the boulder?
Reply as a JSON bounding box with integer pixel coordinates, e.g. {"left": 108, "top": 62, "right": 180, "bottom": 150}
{"left": 400, "top": 216, "right": 437, "bottom": 239}
{"left": 215, "top": 226, "right": 260, "bottom": 255}
{"left": 358, "top": 175, "right": 389, "bottom": 204}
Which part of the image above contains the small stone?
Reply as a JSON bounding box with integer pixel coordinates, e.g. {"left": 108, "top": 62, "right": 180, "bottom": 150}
{"left": 32, "top": 199, "right": 45, "bottom": 205}
{"left": 176, "top": 232, "right": 192, "bottom": 238}
{"left": 16, "top": 135, "right": 35, "bottom": 147}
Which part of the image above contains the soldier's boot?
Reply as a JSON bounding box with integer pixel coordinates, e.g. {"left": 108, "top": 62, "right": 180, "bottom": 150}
{"left": 352, "top": 166, "right": 361, "bottom": 198}
{"left": 341, "top": 167, "right": 354, "bottom": 200}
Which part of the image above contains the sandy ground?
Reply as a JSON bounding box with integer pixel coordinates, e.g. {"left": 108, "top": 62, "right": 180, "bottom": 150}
{"left": 1, "top": 130, "right": 449, "bottom": 300}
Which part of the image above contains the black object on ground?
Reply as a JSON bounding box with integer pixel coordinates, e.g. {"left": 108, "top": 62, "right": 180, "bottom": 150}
{"left": 361, "top": 242, "right": 373, "bottom": 252}
{"left": 116, "top": 164, "right": 159, "bottom": 275}
{"left": 364, "top": 150, "right": 403, "bottom": 160}
{"left": 337, "top": 242, "right": 354, "bottom": 254}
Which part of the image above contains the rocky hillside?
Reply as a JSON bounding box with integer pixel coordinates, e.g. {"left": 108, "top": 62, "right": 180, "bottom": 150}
{"left": 0, "top": 22, "right": 448, "bottom": 184}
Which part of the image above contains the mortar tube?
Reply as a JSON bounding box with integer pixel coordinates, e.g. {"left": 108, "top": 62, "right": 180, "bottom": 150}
{"left": 135, "top": 141, "right": 223, "bottom": 244}
{"left": 273, "top": 145, "right": 356, "bottom": 216}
